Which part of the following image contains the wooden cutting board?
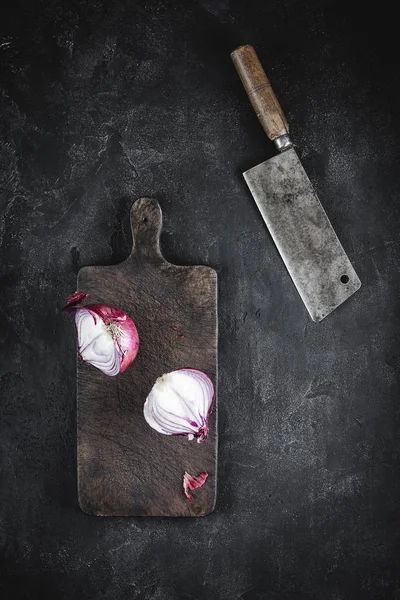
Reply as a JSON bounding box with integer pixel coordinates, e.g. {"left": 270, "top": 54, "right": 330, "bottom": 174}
{"left": 76, "top": 198, "right": 218, "bottom": 517}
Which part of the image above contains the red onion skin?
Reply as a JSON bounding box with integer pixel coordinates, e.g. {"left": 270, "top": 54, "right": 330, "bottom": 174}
{"left": 196, "top": 423, "right": 208, "bottom": 443}
{"left": 183, "top": 471, "right": 209, "bottom": 500}
{"left": 64, "top": 290, "right": 89, "bottom": 310}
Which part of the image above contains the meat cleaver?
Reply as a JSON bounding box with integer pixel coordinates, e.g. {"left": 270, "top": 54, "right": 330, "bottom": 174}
{"left": 231, "top": 45, "right": 361, "bottom": 322}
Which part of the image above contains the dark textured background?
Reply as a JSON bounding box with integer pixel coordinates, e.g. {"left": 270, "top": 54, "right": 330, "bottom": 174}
{"left": 1, "top": 0, "right": 399, "bottom": 598}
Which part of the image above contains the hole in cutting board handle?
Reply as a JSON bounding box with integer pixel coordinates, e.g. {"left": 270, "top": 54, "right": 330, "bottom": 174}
{"left": 340, "top": 274, "right": 349, "bottom": 284}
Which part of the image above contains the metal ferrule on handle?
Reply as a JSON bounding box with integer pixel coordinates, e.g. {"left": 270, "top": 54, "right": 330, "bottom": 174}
{"left": 274, "top": 134, "right": 292, "bottom": 152}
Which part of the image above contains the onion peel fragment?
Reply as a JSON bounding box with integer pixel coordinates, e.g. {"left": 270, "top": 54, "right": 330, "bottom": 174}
{"left": 183, "top": 471, "right": 209, "bottom": 500}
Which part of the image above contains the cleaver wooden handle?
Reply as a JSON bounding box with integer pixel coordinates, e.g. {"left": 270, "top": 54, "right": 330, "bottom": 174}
{"left": 231, "top": 45, "right": 290, "bottom": 144}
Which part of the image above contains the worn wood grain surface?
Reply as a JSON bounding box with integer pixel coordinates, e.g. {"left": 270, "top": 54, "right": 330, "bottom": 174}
{"left": 231, "top": 45, "right": 289, "bottom": 141}
{"left": 77, "top": 197, "right": 217, "bottom": 516}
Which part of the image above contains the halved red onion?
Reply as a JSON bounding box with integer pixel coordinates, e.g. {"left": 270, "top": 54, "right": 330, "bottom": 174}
{"left": 183, "top": 471, "right": 208, "bottom": 500}
{"left": 143, "top": 369, "right": 214, "bottom": 442}
{"left": 63, "top": 291, "right": 139, "bottom": 376}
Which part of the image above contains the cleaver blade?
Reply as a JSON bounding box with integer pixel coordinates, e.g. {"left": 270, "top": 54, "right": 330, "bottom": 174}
{"left": 232, "top": 45, "right": 361, "bottom": 322}
{"left": 244, "top": 148, "right": 361, "bottom": 322}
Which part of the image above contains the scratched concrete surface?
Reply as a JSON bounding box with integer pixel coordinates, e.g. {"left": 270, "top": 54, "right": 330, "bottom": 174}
{"left": 1, "top": 1, "right": 400, "bottom": 598}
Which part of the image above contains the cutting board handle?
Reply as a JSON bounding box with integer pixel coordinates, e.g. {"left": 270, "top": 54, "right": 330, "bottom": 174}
{"left": 231, "top": 45, "right": 290, "bottom": 146}
{"left": 129, "top": 197, "right": 165, "bottom": 264}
